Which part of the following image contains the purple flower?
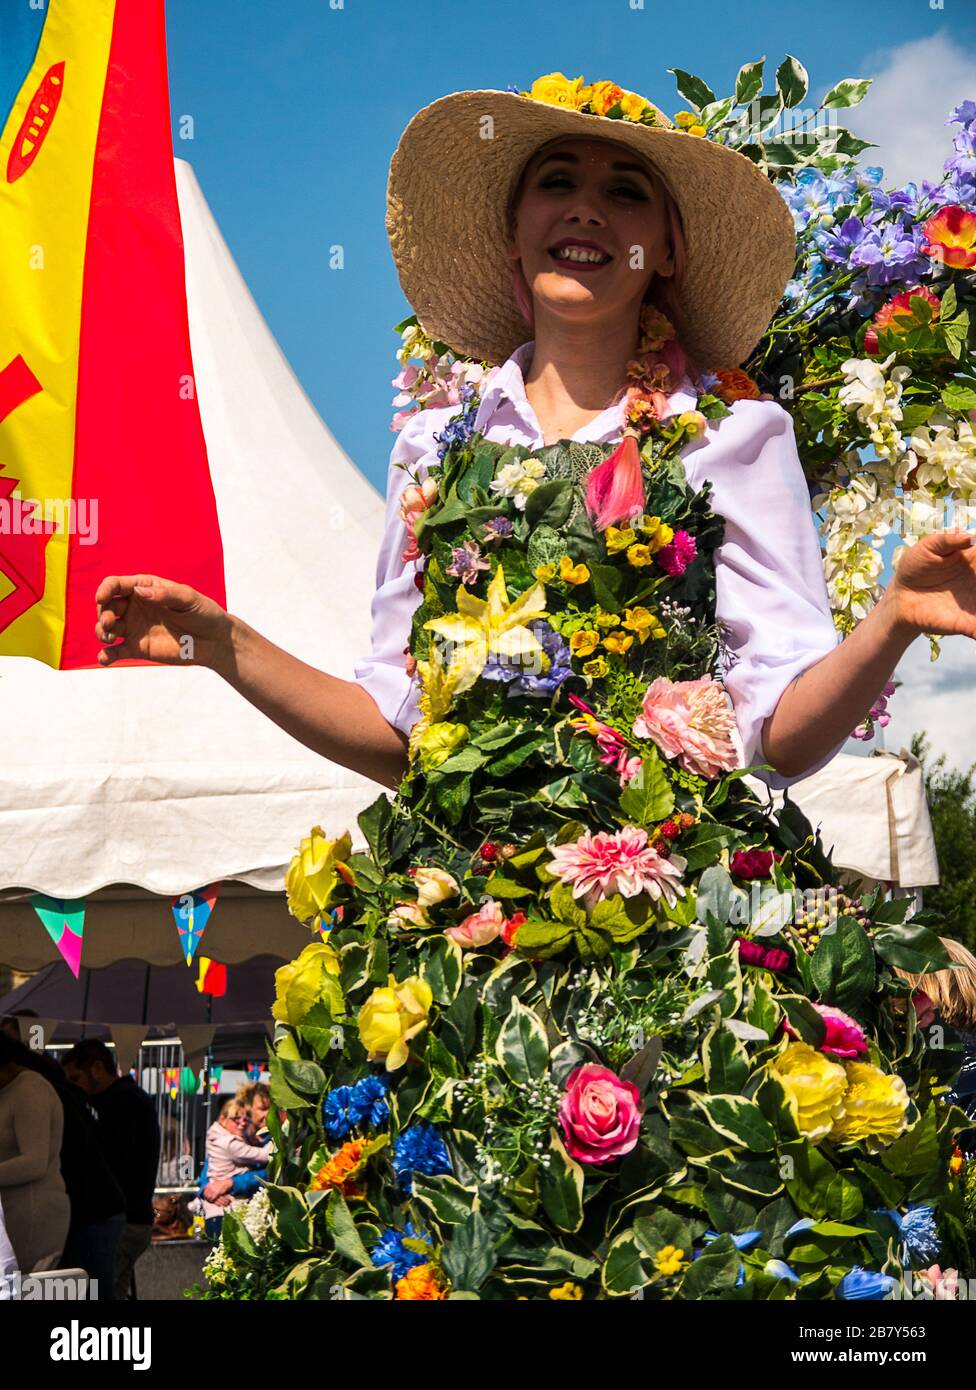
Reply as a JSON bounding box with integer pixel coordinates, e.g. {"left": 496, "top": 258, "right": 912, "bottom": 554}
{"left": 482, "top": 619, "right": 573, "bottom": 699}
{"left": 446, "top": 539, "right": 490, "bottom": 586}
{"left": 655, "top": 530, "right": 697, "bottom": 577}
{"left": 850, "top": 222, "right": 931, "bottom": 287}
{"left": 482, "top": 516, "right": 514, "bottom": 545}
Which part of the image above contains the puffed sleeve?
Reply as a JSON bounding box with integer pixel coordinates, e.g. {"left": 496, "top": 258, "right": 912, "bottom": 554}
{"left": 352, "top": 410, "right": 441, "bottom": 736}
{"left": 684, "top": 398, "right": 847, "bottom": 792}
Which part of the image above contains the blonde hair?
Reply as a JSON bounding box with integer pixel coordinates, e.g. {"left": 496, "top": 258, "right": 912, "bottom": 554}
{"left": 219, "top": 1097, "right": 247, "bottom": 1121}
{"left": 898, "top": 936, "right": 976, "bottom": 1031}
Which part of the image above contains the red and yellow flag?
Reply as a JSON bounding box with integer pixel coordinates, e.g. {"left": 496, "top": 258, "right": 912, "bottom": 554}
{"left": 0, "top": 0, "right": 225, "bottom": 667}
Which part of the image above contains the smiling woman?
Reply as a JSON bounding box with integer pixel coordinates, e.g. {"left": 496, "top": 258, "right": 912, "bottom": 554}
{"left": 96, "top": 69, "right": 976, "bottom": 1302}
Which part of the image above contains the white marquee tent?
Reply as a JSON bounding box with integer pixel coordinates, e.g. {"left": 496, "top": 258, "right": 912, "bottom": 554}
{"left": 0, "top": 163, "right": 941, "bottom": 975}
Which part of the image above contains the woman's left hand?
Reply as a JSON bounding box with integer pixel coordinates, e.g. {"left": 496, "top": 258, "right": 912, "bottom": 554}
{"left": 885, "top": 529, "right": 976, "bottom": 640}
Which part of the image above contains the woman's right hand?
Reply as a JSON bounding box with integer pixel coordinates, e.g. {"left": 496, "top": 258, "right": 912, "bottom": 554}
{"left": 94, "top": 574, "right": 234, "bottom": 669}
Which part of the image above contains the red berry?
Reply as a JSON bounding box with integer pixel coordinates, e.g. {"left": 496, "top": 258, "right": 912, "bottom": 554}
{"left": 479, "top": 842, "right": 499, "bottom": 862}
{"left": 660, "top": 820, "right": 680, "bottom": 840}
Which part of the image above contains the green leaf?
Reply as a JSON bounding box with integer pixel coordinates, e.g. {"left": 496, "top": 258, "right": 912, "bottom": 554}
{"left": 495, "top": 996, "right": 550, "bottom": 1082}
{"left": 268, "top": 1054, "right": 315, "bottom": 1110}
{"left": 703, "top": 1022, "right": 749, "bottom": 1094}
{"left": 873, "top": 923, "right": 952, "bottom": 974}
{"left": 410, "top": 1172, "right": 476, "bottom": 1226}
{"left": 695, "top": 864, "right": 735, "bottom": 926}
{"left": 679, "top": 1234, "right": 741, "bottom": 1297}
{"left": 618, "top": 750, "right": 675, "bottom": 826}
{"left": 941, "top": 383, "right": 976, "bottom": 412}
{"left": 524, "top": 478, "right": 574, "bottom": 529}
{"left": 539, "top": 1130, "right": 585, "bottom": 1232}
{"left": 423, "top": 935, "right": 463, "bottom": 1005}
{"left": 692, "top": 1094, "right": 777, "bottom": 1152}
{"left": 601, "top": 1230, "right": 648, "bottom": 1295}
{"left": 809, "top": 916, "right": 875, "bottom": 1010}
{"left": 326, "top": 1190, "right": 371, "bottom": 1268}
{"left": 821, "top": 77, "right": 871, "bottom": 109}
{"left": 357, "top": 794, "right": 392, "bottom": 865}
{"left": 265, "top": 1185, "right": 312, "bottom": 1253}
{"left": 442, "top": 1210, "right": 496, "bottom": 1292}
{"left": 775, "top": 55, "right": 808, "bottom": 108}
{"left": 668, "top": 67, "right": 717, "bottom": 112}
{"left": 881, "top": 1105, "right": 941, "bottom": 1178}
{"left": 735, "top": 57, "right": 765, "bottom": 106}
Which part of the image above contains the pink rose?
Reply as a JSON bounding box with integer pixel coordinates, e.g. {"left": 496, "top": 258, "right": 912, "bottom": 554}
{"left": 444, "top": 898, "right": 506, "bottom": 949}
{"left": 558, "top": 1064, "right": 642, "bottom": 1165}
{"left": 633, "top": 674, "right": 739, "bottom": 779}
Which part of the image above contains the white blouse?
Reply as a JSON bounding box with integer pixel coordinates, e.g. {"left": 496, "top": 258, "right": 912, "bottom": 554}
{"left": 353, "top": 341, "right": 847, "bottom": 791}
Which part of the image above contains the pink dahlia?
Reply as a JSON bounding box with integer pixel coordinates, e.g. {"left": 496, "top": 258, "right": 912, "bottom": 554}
{"left": 559, "top": 1064, "right": 642, "bottom": 1165}
{"left": 633, "top": 674, "right": 739, "bottom": 779}
{"left": 730, "top": 848, "right": 777, "bottom": 880}
{"left": 547, "top": 826, "right": 686, "bottom": 911}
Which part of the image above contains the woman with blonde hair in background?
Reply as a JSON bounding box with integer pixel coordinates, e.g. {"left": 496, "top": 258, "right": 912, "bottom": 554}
{"left": 900, "top": 937, "right": 976, "bottom": 1136}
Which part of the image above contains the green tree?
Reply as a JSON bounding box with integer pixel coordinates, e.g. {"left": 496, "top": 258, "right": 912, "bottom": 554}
{"left": 913, "top": 731, "right": 976, "bottom": 953}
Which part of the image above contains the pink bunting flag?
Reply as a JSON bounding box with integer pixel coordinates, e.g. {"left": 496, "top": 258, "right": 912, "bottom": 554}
{"left": 30, "top": 894, "right": 85, "bottom": 977}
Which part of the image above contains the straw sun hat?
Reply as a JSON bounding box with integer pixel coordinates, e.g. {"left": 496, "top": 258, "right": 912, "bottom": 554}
{"left": 386, "top": 73, "right": 797, "bottom": 370}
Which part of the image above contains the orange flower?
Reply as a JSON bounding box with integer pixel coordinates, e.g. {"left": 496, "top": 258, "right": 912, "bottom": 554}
{"left": 864, "top": 285, "right": 941, "bottom": 354}
{"left": 921, "top": 204, "right": 976, "bottom": 269}
{"left": 395, "top": 1263, "right": 448, "bottom": 1300}
{"left": 712, "top": 367, "right": 761, "bottom": 403}
{"left": 587, "top": 80, "right": 626, "bottom": 116}
{"left": 309, "top": 1139, "right": 367, "bottom": 1197}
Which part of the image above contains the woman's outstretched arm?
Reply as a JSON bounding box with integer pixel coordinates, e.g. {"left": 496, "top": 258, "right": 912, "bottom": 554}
{"left": 94, "top": 575, "right": 410, "bottom": 790}
{"left": 762, "top": 529, "right": 976, "bottom": 779}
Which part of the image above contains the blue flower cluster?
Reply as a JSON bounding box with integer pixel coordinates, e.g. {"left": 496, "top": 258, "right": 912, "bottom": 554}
{"left": 370, "top": 1221, "right": 430, "bottom": 1280}
{"left": 433, "top": 384, "right": 480, "bottom": 461}
{"left": 880, "top": 1205, "right": 941, "bottom": 1264}
{"left": 322, "top": 1073, "right": 391, "bottom": 1141}
{"left": 776, "top": 101, "right": 976, "bottom": 322}
{"left": 482, "top": 619, "right": 573, "bottom": 699}
{"left": 391, "top": 1123, "right": 452, "bottom": 1194}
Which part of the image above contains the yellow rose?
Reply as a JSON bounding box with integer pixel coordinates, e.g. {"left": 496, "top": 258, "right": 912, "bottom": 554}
{"left": 416, "top": 721, "right": 469, "bottom": 772}
{"left": 626, "top": 543, "right": 653, "bottom": 568}
{"left": 602, "top": 629, "right": 634, "bottom": 655}
{"left": 285, "top": 827, "right": 355, "bottom": 924}
{"left": 272, "top": 941, "right": 344, "bottom": 1026}
{"left": 829, "top": 1061, "right": 911, "bottom": 1151}
{"left": 687, "top": 124, "right": 707, "bottom": 137}
{"left": 559, "top": 555, "right": 590, "bottom": 585}
{"left": 528, "top": 72, "right": 586, "bottom": 109}
{"left": 570, "top": 629, "right": 600, "bottom": 658}
{"left": 674, "top": 111, "right": 699, "bottom": 128}
{"left": 605, "top": 525, "right": 636, "bottom": 554}
{"left": 770, "top": 1042, "right": 847, "bottom": 1142}
{"left": 587, "top": 80, "right": 626, "bottom": 116}
{"left": 583, "top": 656, "right": 609, "bottom": 679}
{"left": 358, "top": 974, "right": 433, "bottom": 1071}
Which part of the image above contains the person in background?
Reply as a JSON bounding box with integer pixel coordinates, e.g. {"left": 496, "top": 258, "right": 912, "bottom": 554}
{"left": 198, "top": 1081, "right": 273, "bottom": 1209}
{"left": 1, "top": 1012, "right": 66, "bottom": 1087}
{"left": 0, "top": 1032, "right": 70, "bottom": 1273}
{"left": 900, "top": 936, "right": 976, "bottom": 1147}
{"left": 61, "top": 1040, "right": 161, "bottom": 1299}
{"left": 195, "top": 1098, "right": 269, "bottom": 1241}
{"left": 5, "top": 1035, "right": 126, "bottom": 1300}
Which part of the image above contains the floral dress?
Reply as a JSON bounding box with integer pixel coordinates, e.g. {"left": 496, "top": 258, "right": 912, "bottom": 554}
{"left": 213, "top": 364, "right": 967, "bottom": 1304}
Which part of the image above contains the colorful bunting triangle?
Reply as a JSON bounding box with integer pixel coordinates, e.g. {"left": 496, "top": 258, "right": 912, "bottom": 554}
{"left": 30, "top": 894, "right": 85, "bottom": 977}
{"left": 170, "top": 883, "right": 220, "bottom": 964}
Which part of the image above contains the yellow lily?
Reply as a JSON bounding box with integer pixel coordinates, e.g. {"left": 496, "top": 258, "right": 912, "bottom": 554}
{"left": 423, "top": 564, "right": 547, "bottom": 694}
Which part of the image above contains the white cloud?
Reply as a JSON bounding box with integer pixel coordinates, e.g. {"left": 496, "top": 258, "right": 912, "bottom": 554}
{"left": 881, "top": 631, "right": 976, "bottom": 772}
{"left": 837, "top": 30, "right": 974, "bottom": 187}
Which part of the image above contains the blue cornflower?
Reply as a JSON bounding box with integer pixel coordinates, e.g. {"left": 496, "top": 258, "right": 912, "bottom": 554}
{"left": 392, "top": 1123, "right": 452, "bottom": 1193}
{"left": 890, "top": 1206, "right": 941, "bottom": 1264}
{"left": 347, "top": 1073, "right": 391, "bottom": 1129}
{"left": 482, "top": 620, "right": 573, "bottom": 699}
{"left": 765, "top": 1259, "right": 801, "bottom": 1284}
{"left": 370, "top": 1222, "right": 430, "bottom": 1280}
{"left": 482, "top": 516, "right": 514, "bottom": 545}
{"left": 837, "top": 1266, "right": 898, "bottom": 1300}
{"left": 433, "top": 388, "right": 480, "bottom": 461}
{"left": 323, "top": 1085, "right": 354, "bottom": 1141}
